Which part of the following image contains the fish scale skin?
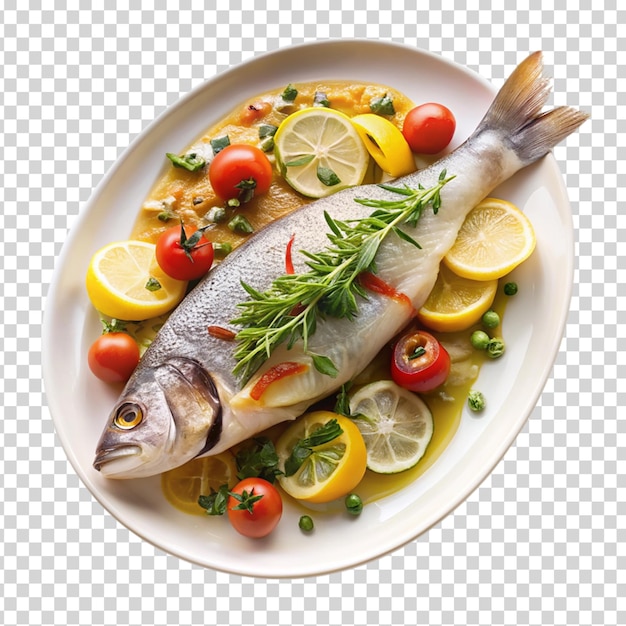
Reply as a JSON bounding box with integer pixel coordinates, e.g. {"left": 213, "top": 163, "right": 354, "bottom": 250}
{"left": 94, "top": 52, "right": 589, "bottom": 477}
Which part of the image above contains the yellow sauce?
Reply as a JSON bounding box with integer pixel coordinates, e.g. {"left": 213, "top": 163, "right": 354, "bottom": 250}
{"left": 130, "top": 81, "right": 414, "bottom": 246}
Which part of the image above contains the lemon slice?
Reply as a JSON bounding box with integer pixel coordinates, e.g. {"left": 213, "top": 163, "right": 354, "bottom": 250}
{"left": 161, "top": 453, "right": 238, "bottom": 516}
{"left": 275, "top": 412, "right": 367, "bottom": 503}
{"left": 443, "top": 197, "right": 537, "bottom": 280}
{"left": 349, "top": 380, "right": 433, "bottom": 474}
{"left": 417, "top": 264, "right": 498, "bottom": 333}
{"left": 350, "top": 113, "right": 416, "bottom": 177}
{"left": 86, "top": 240, "right": 187, "bottom": 321}
{"left": 273, "top": 107, "right": 369, "bottom": 198}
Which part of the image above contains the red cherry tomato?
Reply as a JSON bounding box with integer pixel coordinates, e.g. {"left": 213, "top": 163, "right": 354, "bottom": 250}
{"left": 390, "top": 330, "right": 451, "bottom": 393}
{"left": 155, "top": 223, "right": 214, "bottom": 281}
{"left": 88, "top": 333, "right": 140, "bottom": 383}
{"left": 209, "top": 144, "right": 273, "bottom": 201}
{"left": 227, "top": 478, "right": 283, "bottom": 539}
{"left": 402, "top": 103, "right": 456, "bottom": 154}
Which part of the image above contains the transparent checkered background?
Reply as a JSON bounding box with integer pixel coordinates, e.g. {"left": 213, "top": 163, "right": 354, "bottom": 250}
{"left": 1, "top": 1, "right": 623, "bottom": 625}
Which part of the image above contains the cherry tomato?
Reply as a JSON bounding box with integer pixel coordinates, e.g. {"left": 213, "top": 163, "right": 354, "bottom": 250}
{"left": 390, "top": 329, "right": 451, "bottom": 393}
{"left": 227, "top": 477, "right": 283, "bottom": 539}
{"left": 88, "top": 333, "right": 140, "bottom": 383}
{"left": 402, "top": 103, "right": 456, "bottom": 154}
{"left": 209, "top": 144, "right": 273, "bottom": 201}
{"left": 155, "top": 223, "right": 214, "bottom": 281}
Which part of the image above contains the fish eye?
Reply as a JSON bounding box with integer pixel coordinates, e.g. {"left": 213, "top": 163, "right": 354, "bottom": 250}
{"left": 114, "top": 403, "right": 143, "bottom": 430}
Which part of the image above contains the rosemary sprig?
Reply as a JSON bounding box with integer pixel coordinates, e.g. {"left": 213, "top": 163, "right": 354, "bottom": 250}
{"left": 231, "top": 170, "right": 455, "bottom": 381}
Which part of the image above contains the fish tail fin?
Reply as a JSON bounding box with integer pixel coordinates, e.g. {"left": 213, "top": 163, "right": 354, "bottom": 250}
{"left": 479, "top": 51, "right": 589, "bottom": 164}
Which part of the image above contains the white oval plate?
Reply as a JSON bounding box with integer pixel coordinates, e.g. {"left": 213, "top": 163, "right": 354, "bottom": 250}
{"left": 43, "top": 40, "right": 573, "bottom": 578}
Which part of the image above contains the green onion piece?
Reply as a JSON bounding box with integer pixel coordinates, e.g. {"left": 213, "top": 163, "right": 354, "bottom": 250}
{"left": 211, "top": 135, "right": 230, "bottom": 155}
{"left": 228, "top": 215, "right": 254, "bottom": 235}
{"left": 313, "top": 91, "right": 330, "bottom": 107}
{"left": 259, "top": 124, "right": 278, "bottom": 139}
{"left": 166, "top": 152, "right": 206, "bottom": 172}
{"left": 145, "top": 277, "right": 162, "bottom": 292}
{"left": 369, "top": 94, "right": 395, "bottom": 116}
{"left": 408, "top": 346, "right": 427, "bottom": 360}
{"left": 213, "top": 242, "right": 233, "bottom": 257}
{"left": 157, "top": 210, "right": 176, "bottom": 222}
{"left": 206, "top": 206, "right": 227, "bottom": 223}
{"left": 281, "top": 84, "right": 298, "bottom": 102}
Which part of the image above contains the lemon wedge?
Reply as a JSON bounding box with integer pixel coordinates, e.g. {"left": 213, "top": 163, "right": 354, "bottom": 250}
{"left": 273, "top": 107, "right": 369, "bottom": 198}
{"left": 275, "top": 412, "right": 367, "bottom": 503}
{"left": 161, "top": 453, "right": 238, "bottom": 516}
{"left": 443, "top": 197, "right": 537, "bottom": 281}
{"left": 350, "top": 113, "right": 416, "bottom": 177}
{"left": 417, "top": 264, "right": 498, "bottom": 333}
{"left": 349, "top": 380, "right": 433, "bottom": 474}
{"left": 86, "top": 240, "right": 187, "bottom": 321}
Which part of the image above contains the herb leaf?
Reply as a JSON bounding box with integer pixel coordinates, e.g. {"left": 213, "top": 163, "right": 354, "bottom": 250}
{"left": 166, "top": 152, "right": 206, "bottom": 172}
{"left": 370, "top": 94, "right": 395, "bottom": 116}
{"left": 211, "top": 135, "right": 230, "bottom": 155}
{"left": 235, "top": 437, "right": 283, "bottom": 483}
{"left": 317, "top": 166, "right": 341, "bottom": 187}
{"left": 285, "top": 154, "right": 315, "bottom": 167}
{"left": 231, "top": 172, "right": 455, "bottom": 381}
{"left": 283, "top": 419, "right": 343, "bottom": 477}
{"left": 198, "top": 484, "right": 230, "bottom": 516}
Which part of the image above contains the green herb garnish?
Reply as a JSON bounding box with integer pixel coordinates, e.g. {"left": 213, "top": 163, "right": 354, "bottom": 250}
{"left": 281, "top": 84, "right": 298, "bottom": 102}
{"left": 211, "top": 135, "right": 230, "bottom": 155}
{"left": 198, "top": 484, "right": 230, "bottom": 516}
{"left": 283, "top": 419, "right": 343, "bottom": 477}
{"left": 313, "top": 91, "right": 330, "bottom": 107}
{"left": 285, "top": 154, "right": 315, "bottom": 167}
{"left": 317, "top": 166, "right": 341, "bottom": 187}
{"left": 145, "top": 277, "right": 162, "bottom": 292}
{"left": 370, "top": 93, "right": 395, "bottom": 116}
{"left": 231, "top": 171, "right": 454, "bottom": 381}
{"left": 235, "top": 437, "right": 282, "bottom": 483}
{"left": 166, "top": 152, "right": 206, "bottom": 172}
{"left": 228, "top": 214, "right": 254, "bottom": 235}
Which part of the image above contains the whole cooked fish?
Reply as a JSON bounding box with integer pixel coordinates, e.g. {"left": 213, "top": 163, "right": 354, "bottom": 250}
{"left": 94, "top": 52, "right": 587, "bottom": 478}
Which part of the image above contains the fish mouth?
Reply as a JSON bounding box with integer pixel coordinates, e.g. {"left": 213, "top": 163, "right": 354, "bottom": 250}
{"left": 93, "top": 444, "right": 142, "bottom": 474}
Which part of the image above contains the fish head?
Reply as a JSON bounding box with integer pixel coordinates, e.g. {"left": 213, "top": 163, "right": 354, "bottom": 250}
{"left": 93, "top": 356, "right": 222, "bottom": 479}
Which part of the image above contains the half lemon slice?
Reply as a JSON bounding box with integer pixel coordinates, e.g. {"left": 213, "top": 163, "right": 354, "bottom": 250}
{"left": 274, "top": 107, "right": 369, "bottom": 198}
{"left": 161, "top": 453, "right": 238, "bottom": 516}
{"left": 86, "top": 240, "right": 187, "bottom": 321}
{"left": 349, "top": 380, "right": 433, "bottom": 474}
{"left": 417, "top": 264, "right": 498, "bottom": 333}
{"left": 443, "top": 197, "right": 537, "bottom": 281}
{"left": 275, "top": 412, "right": 367, "bottom": 503}
{"left": 350, "top": 113, "right": 416, "bottom": 177}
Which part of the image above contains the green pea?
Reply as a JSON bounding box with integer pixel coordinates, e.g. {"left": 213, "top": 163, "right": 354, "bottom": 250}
{"left": 504, "top": 282, "right": 518, "bottom": 296}
{"left": 482, "top": 310, "right": 500, "bottom": 329}
{"left": 487, "top": 337, "right": 505, "bottom": 359}
{"left": 345, "top": 493, "right": 363, "bottom": 516}
{"left": 299, "top": 515, "right": 314, "bottom": 532}
{"left": 470, "top": 330, "right": 490, "bottom": 350}
{"left": 468, "top": 390, "right": 486, "bottom": 412}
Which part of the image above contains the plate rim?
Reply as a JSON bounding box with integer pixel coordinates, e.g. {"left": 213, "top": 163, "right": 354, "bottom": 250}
{"left": 43, "top": 38, "right": 573, "bottom": 578}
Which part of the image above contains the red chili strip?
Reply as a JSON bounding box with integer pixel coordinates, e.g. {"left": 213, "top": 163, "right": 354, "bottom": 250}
{"left": 250, "top": 362, "right": 308, "bottom": 401}
{"left": 285, "top": 234, "right": 296, "bottom": 275}
{"left": 358, "top": 271, "right": 415, "bottom": 314}
{"left": 208, "top": 325, "right": 237, "bottom": 341}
